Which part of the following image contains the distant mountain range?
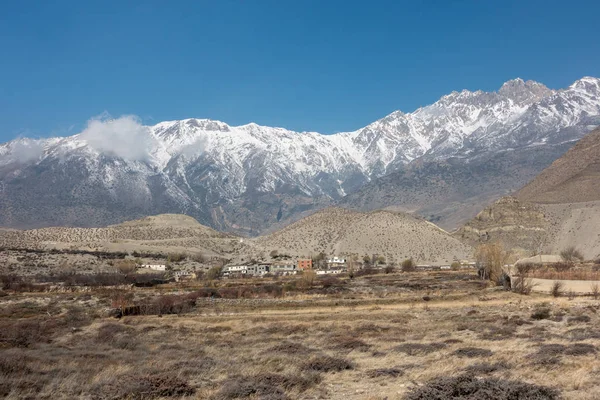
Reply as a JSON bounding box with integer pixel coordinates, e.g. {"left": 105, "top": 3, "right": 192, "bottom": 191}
{"left": 1, "top": 77, "right": 599, "bottom": 234}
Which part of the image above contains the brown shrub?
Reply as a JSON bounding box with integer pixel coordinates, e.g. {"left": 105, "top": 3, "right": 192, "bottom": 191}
{"left": 394, "top": 342, "right": 446, "bottom": 356}
{"left": 169, "top": 358, "right": 216, "bottom": 377}
{"left": 213, "top": 373, "right": 321, "bottom": 400}
{"left": 93, "top": 373, "right": 195, "bottom": 399}
{"left": 266, "top": 342, "right": 316, "bottom": 355}
{"left": 96, "top": 322, "right": 131, "bottom": 342}
{"left": 367, "top": 368, "right": 404, "bottom": 378}
{"left": 302, "top": 355, "right": 354, "bottom": 372}
{"left": 404, "top": 374, "right": 560, "bottom": 400}
{"left": 331, "top": 336, "right": 371, "bottom": 352}
{"left": 0, "top": 319, "right": 51, "bottom": 348}
{"left": 443, "top": 338, "right": 464, "bottom": 344}
{"left": 550, "top": 281, "right": 564, "bottom": 297}
{"left": 478, "top": 325, "right": 517, "bottom": 341}
{"left": 452, "top": 347, "right": 493, "bottom": 358}
{"left": 531, "top": 308, "right": 551, "bottom": 320}
{"left": 564, "top": 343, "right": 597, "bottom": 356}
{"left": 567, "top": 328, "right": 600, "bottom": 341}
{"left": 464, "top": 362, "right": 511, "bottom": 375}
{"left": 567, "top": 315, "right": 591, "bottom": 324}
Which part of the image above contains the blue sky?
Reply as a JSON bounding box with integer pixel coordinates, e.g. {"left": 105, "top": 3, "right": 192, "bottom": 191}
{"left": 1, "top": 0, "right": 599, "bottom": 141}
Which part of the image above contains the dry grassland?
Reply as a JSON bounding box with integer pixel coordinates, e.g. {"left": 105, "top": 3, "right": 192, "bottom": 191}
{"left": 1, "top": 272, "right": 599, "bottom": 399}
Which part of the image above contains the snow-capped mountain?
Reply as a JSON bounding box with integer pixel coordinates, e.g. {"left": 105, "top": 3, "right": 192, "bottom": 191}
{"left": 1, "top": 77, "right": 599, "bottom": 234}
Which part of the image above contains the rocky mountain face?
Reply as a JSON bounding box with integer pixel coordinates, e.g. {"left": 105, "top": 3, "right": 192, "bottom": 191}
{"left": 1, "top": 77, "right": 599, "bottom": 235}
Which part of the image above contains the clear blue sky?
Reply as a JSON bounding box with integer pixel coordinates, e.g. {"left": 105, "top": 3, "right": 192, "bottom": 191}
{"left": 1, "top": 0, "right": 599, "bottom": 141}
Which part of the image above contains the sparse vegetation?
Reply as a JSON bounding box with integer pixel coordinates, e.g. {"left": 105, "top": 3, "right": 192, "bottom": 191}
{"left": 2, "top": 264, "right": 599, "bottom": 399}
{"left": 560, "top": 246, "right": 584, "bottom": 264}
{"left": 401, "top": 258, "right": 416, "bottom": 272}
{"left": 404, "top": 375, "right": 559, "bottom": 400}
{"left": 551, "top": 281, "right": 564, "bottom": 297}
{"left": 475, "top": 243, "right": 510, "bottom": 284}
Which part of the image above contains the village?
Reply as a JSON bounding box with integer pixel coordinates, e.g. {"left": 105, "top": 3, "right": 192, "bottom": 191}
{"left": 137, "top": 255, "right": 477, "bottom": 281}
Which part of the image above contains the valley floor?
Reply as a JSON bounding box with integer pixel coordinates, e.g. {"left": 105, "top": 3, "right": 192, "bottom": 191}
{"left": 1, "top": 272, "right": 599, "bottom": 399}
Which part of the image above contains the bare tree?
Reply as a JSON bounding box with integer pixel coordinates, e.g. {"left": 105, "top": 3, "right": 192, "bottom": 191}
{"left": 475, "top": 243, "right": 510, "bottom": 284}
{"left": 560, "top": 246, "right": 584, "bottom": 264}
{"left": 401, "top": 258, "right": 416, "bottom": 272}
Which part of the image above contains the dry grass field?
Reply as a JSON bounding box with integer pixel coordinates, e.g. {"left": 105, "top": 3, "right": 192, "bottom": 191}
{"left": 1, "top": 271, "right": 599, "bottom": 399}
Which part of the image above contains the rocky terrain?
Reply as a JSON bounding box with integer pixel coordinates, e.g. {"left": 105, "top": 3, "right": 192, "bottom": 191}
{"left": 256, "top": 208, "right": 472, "bottom": 264}
{"left": 338, "top": 143, "right": 572, "bottom": 230}
{"left": 2, "top": 209, "right": 472, "bottom": 266}
{"left": 456, "top": 128, "right": 600, "bottom": 259}
{"left": 0, "top": 214, "right": 249, "bottom": 257}
{"left": 1, "top": 77, "right": 599, "bottom": 234}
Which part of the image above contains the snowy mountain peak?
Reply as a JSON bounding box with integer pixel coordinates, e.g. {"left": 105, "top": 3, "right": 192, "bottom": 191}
{"left": 1, "top": 76, "right": 600, "bottom": 234}
{"left": 498, "top": 78, "right": 553, "bottom": 105}
{"left": 569, "top": 76, "right": 600, "bottom": 93}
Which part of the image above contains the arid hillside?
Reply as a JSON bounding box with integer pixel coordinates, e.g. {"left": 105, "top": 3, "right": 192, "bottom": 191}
{"left": 0, "top": 214, "right": 248, "bottom": 257}
{"left": 255, "top": 208, "right": 472, "bottom": 264}
{"left": 454, "top": 197, "right": 548, "bottom": 257}
{"left": 457, "top": 128, "right": 600, "bottom": 259}
{"left": 517, "top": 127, "right": 600, "bottom": 203}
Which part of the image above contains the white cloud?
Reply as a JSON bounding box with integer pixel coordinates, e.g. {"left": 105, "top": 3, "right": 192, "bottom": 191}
{"left": 8, "top": 139, "right": 45, "bottom": 164}
{"left": 79, "top": 114, "right": 158, "bottom": 161}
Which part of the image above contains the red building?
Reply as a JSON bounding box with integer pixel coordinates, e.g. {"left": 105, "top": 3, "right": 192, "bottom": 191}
{"left": 297, "top": 259, "right": 313, "bottom": 270}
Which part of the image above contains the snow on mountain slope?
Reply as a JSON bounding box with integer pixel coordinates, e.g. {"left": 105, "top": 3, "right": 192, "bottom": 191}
{"left": 1, "top": 77, "right": 599, "bottom": 234}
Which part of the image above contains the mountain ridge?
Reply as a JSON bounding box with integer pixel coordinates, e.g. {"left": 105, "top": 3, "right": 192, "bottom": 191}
{"left": 1, "top": 76, "right": 600, "bottom": 234}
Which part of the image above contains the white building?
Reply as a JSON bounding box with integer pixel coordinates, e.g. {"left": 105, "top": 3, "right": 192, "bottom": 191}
{"left": 327, "top": 256, "right": 347, "bottom": 269}
{"left": 222, "top": 265, "right": 248, "bottom": 277}
{"left": 271, "top": 263, "right": 298, "bottom": 275}
{"left": 141, "top": 264, "right": 166, "bottom": 271}
{"left": 316, "top": 269, "right": 343, "bottom": 275}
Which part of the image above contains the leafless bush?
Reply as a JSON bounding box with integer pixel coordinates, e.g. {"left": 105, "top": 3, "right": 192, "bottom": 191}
{"left": 301, "top": 355, "right": 354, "bottom": 372}
{"left": 511, "top": 262, "right": 535, "bottom": 295}
{"left": 464, "top": 362, "right": 510, "bottom": 375}
{"left": 554, "top": 262, "right": 573, "bottom": 273}
{"left": 564, "top": 343, "right": 597, "bottom": 356}
{"left": 591, "top": 283, "right": 599, "bottom": 299}
{"left": 320, "top": 276, "right": 343, "bottom": 288}
{"left": 266, "top": 342, "right": 315, "bottom": 355}
{"left": 530, "top": 342, "right": 596, "bottom": 362}
{"left": 394, "top": 342, "right": 446, "bottom": 355}
{"left": 452, "top": 347, "right": 493, "bottom": 358}
{"left": 404, "top": 374, "right": 560, "bottom": 400}
{"left": 560, "top": 246, "right": 584, "bottom": 263}
{"left": 213, "top": 373, "right": 321, "bottom": 400}
{"left": 551, "top": 281, "right": 564, "bottom": 297}
{"left": 567, "top": 327, "right": 600, "bottom": 341}
{"left": 531, "top": 307, "right": 551, "bottom": 320}
{"left": 331, "top": 336, "right": 371, "bottom": 352}
{"left": 94, "top": 373, "right": 195, "bottom": 399}
{"left": 567, "top": 315, "right": 591, "bottom": 324}
{"left": 96, "top": 323, "right": 132, "bottom": 343}
{"left": 384, "top": 264, "right": 396, "bottom": 274}
{"left": 367, "top": 368, "right": 404, "bottom": 378}
{"left": 167, "top": 252, "right": 188, "bottom": 262}
{"left": 512, "top": 276, "right": 534, "bottom": 295}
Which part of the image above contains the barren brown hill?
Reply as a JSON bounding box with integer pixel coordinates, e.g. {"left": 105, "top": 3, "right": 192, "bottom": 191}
{"left": 454, "top": 197, "right": 548, "bottom": 257}
{"left": 0, "top": 214, "right": 248, "bottom": 257}
{"left": 255, "top": 207, "right": 472, "bottom": 264}
{"left": 517, "top": 127, "right": 600, "bottom": 203}
{"left": 457, "top": 129, "right": 600, "bottom": 259}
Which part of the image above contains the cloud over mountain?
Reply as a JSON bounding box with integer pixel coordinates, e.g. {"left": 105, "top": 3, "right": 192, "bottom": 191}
{"left": 79, "top": 115, "right": 158, "bottom": 161}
